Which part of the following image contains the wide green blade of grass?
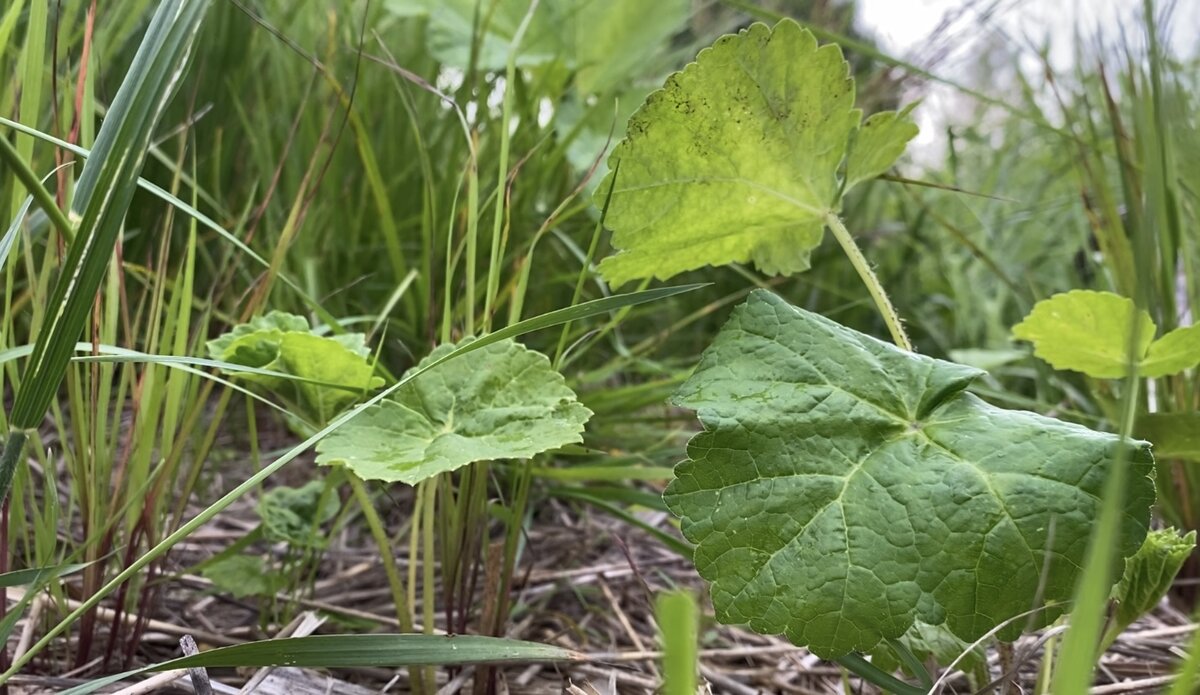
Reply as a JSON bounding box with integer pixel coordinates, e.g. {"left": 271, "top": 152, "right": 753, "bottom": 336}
{"left": 0, "top": 0, "right": 212, "bottom": 502}
{"left": 657, "top": 590, "right": 699, "bottom": 695}
{"left": 61, "top": 634, "right": 579, "bottom": 695}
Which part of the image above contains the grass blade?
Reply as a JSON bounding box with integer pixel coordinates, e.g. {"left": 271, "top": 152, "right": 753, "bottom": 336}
{"left": 61, "top": 634, "right": 578, "bottom": 695}
{"left": 0, "top": 0, "right": 212, "bottom": 502}
{"left": 657, "top": 590, "right": 699, "bottom": 695}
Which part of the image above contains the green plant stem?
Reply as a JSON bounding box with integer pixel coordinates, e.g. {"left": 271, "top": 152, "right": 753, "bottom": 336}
{"left": 419, "top": 479, "right": 436, "bottom": 695}
{"left": 0, "top": 133, "right": 74, "bottom": 244}
{"left": 465, "top": 145, "right": 479, "bottom": 337}
{"left": 482, "top": 0, "right": 535, "bottom": 330}
{"left": 1036, "top": 630, "right": 1057, "bottom": 694}
{"left": 347, "top": 475, "right": 412, "bottom": 631}
{"left": 824, "top": 213, "right": 911, "bottom": 351}
{"left": 836, "top": 654, "right": 925, "bottom": 695}
{"left": 347, "top": 474, "right": 424, "bottom": 694}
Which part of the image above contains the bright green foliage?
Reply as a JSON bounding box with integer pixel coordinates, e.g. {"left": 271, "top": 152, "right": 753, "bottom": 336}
{"left": 845, "top": 104, "right": 920, "bottom": 191}
{"left": 869, "top": 621, "right": 984, "bottom": 678}
{"left": 388, "top": 0, "right": 686, "bottom": 88}
{"left": 206, "top": 312, "right": 384, "bottom": 425}
{"left": 259, "top": 480, "right": 340, "bottom": 549}
{"left": 664, "top": 290, "right": 1154, "bottom": 658}
{"left": 1012, "top": 290, "right": 1200, "bottom": 378}
{"left": 1110, "top": 528, "right": 1195, "bottom": 635}
{"left": 316, "top": 339, "right": 591, "bottom": 485}
{"left": 200, "top": 555, "right": 281, "bottom": 599}
{"left": 1138, "top": 413, "right": 1200, "bottom": 461}
{"left": 597, "top": 20, "right": 918, "bottom": 286}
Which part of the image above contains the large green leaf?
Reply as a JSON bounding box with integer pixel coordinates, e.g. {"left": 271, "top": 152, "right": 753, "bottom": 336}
{"left": 664, "top": 290, "right": 1154, "bottom": 658}
{"left": 1012, "top": 290, "right": 1200, "bottom": 378}
{"left": 206, "top": 312, "right": 384, "bottom": 424}
{"left": 316, "top": 338, "right": 591, "bottom": 484}
{"left": 597, "top": 20, "right": 918, "bottom": 286}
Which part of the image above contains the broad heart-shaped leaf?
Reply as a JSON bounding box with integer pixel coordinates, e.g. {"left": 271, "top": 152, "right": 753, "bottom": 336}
{"left": 597, "top": 20, "right": 918, "bottom": 287}
{"left": 316, "top": 338, "right": 591, "bottom": 485}
{"left": 1012, "top": 290, "right": 1200, "bottom": 378}
{"left": 664, "top": 290, "right": 1154, "bottom": 659}
{"left": 206, "top": 312, "right": 384, "bottom": 424}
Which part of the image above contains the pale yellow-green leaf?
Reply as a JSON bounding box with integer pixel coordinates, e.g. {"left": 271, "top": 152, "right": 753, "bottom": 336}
{"left": 1013, "top": 290, "right": 1200, "bottom": 378}
{"left": 1140, "top": 324, "right": 1200, "bottom": 377}
{"left": 597, "top": 20, "right": 917, "bottom": 286}
{"left": 1012, "top": 290, "right": 1155, "bottom": 378}
{"left": 206, "top": 312, "right": 384, "bottom": 424}
{"left": 845, "top": 103, "right": 919, "bottom": 191}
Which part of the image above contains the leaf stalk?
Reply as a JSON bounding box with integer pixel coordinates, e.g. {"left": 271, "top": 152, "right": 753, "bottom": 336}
{"left": 824, "top": 212, "right": 911, "bottom": 351}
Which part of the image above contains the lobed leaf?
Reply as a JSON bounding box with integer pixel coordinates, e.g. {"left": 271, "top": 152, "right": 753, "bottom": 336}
{"left": 845, "top": 104, "right": 920, "bottom": 192}
{"left": 316, "top": 338, "right": 591, "bottom": 484}
{"left": 597, "top": 19, "right": 917, "bottom": 286}
{"left": 664, "top": 290, "right": 1154, "bottom": 658}
{"left": 1012, "top": 290, "right": 1200, "bottom": 378}
{"left": 200, "top": 555, "right": 281, "bottom": 600}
